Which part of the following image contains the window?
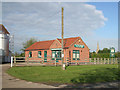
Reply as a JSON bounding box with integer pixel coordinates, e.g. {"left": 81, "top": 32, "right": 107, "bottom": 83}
{"left": 52, "top": 51, "right": 55, "bottom": 59}
{"left": 52, "top": 51, "right": 61, "bottom": 60}
{"left": 29, "top": 51, "right": 32, "bottom": 58}
{"left": 73, "top": 50, "right": 80, "bottom": 60}
{"left": 38, "top": 51, "right": 42, "bottom": 58}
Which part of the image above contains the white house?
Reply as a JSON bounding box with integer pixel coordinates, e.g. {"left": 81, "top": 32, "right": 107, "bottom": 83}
{"left": 0, "top": 24, "right": 11, "bottom": 63}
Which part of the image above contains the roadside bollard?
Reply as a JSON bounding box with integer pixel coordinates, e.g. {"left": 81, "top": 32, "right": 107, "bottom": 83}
{"left": 11, "top": 56, "right": 13, "bottom": 67}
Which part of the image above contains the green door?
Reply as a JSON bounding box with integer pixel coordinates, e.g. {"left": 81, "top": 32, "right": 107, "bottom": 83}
{"left": 44, "top": 51, "right": 47, "bottom": 62}
{"left": 56, "top": 51, "right": 61, "bottom": 62}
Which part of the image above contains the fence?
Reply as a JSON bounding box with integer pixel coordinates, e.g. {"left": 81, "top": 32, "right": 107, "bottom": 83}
{"left": 11, "top": 57, "right": 119, "bottom": 67}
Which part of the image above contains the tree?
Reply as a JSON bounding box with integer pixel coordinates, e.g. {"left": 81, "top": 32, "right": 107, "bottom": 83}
{"left": 90, "top": 48, "right": 115, "bottom": 58}
{"left": 14, "top": 52, "right": 20, "bottom": 57}
{"left": 21, "top": 38, "right": 37, "bottom": 56}
{"left": 98, "top": 48, "right": 110, "bottom": 53}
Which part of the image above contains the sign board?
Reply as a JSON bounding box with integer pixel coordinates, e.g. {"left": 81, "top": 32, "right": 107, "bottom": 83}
{"left": 110, "top": 47, "right": 115, "bottom": 57}
{"left": 74, "top": 44, "right": 84, "bottom": 48}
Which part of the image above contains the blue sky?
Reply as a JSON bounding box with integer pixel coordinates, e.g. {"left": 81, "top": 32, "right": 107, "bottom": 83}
{"left": 86, "top": 2, "right": 118, "bottom": 52}
{"left": 1, "top": 2, "right": 118, "bottom": 53}
{"left": 88, "top": 2, "right": 118, "bottom": 39}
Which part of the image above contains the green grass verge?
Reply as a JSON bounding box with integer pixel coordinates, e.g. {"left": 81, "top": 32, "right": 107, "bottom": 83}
{"left": 7, "top": 64, "right": 120, "bottom": 84}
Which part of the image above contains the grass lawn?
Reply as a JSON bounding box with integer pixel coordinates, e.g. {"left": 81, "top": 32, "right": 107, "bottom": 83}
{"left": 7, "top": 64, "right": 120, "bottom": 84}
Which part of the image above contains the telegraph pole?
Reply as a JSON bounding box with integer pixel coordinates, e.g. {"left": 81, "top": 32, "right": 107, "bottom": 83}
{"left": 61, "top": 7, "right": 65, "bottom": 70}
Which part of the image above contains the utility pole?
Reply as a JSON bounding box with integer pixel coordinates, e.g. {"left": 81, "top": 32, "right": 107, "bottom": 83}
{"left": 61, "top": 7, "right": 65, "bottom": 70}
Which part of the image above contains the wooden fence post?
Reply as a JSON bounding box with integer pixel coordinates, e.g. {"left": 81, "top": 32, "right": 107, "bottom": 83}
{"left": 109, "top": 58, "right": 111, "bottom": 64}
{"left": 104, "top": 58, "right": 106, "bottom": 64}
{"left": 99, "top": 58, "right": 101, "bottom": 64}
{"left": 112, "top": 58, "right": 114, "bottom": 64}
{"left": 94, "top": 58, "right": 96, "bottom": 64}
{"left": 115, "top": 58, "right": 116, "bottom": 64}
{"left": 96, "top": 58, "right": 97, "bottom": 64}
{"left": 65, "top": 57, "right": 67, "bottom": 65}
{"left": 66, "top": 58, "right": 68, "bottom": 66}
{"left": 27, "top": 58, "right": 28, "bottom": 66}
{"left": 98, "top": 58, "right": 101, "bottom": 64}
{"left": 89, "top": 58, "right": 91, "bottom": 64}
{"left": 108, "top": 58, "right": 109, "bottom": 64}
{"left": 111, "top": 58, "right": 114, "bottom": 64}
{"left": 113, "top": 58, "right": 115, "bottom": 64}
{"left": 110, "top": 58, "right": 112, "bottom": 64}
{"left": 14, "top": 56, "right": 16, "bottom": 66}
{"left": 55, "top": 58, "right": 56, "bottom": 66}
{"left": 113, "top": 58, "right": 114, "bottom": 64}
{"left": 101, "top": 58, "right": 103, "bottom": 64}
{"left": 42, "top": 58, "right": 43, "bottom": 64}
{"left": 76, "top": 58, "right": 77, "bottom": 65}
{"left": 116, "top": 58, "right": 118, "bottom": 64}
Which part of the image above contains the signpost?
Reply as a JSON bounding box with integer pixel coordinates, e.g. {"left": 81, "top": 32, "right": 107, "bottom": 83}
{"left": 110, "top": 47, "right": 115, "bottom": 64}
{"left": 110, "top": 47, "right": 115, "bottom": 57}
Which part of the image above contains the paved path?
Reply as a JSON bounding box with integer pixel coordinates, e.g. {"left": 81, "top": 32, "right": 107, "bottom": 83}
{"left": 1, "top": 64, "right": 120, "bottom": 89}
{"left": 2, "top": 64, "right": 64, "bottom": 88}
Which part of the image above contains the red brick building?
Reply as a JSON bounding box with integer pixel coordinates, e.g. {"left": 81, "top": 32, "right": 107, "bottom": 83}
{"left": 25, "top": 37, "right": 89, "bottom": 64}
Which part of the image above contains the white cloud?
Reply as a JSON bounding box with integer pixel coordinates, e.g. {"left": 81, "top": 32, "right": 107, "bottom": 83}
{"left": 2, "top": 2, "right": 108, "bottom": 52}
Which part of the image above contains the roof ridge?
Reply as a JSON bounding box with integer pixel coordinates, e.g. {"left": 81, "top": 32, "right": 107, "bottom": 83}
{"left": 37, "top": 39, "right": 55, "bottom": 43}
{"left": 25, "top": 37, "right": 81, "bottom": 51}
{"left": 57, "top": 37, "right": 80, "bottom": 40}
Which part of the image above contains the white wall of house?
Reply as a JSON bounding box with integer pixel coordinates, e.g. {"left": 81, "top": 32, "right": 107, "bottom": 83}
{"left": 0, "top": 33, "right": 10, "bottom": 63}
{"left": 0, "top": 34, "right": 9, "bottom": 56}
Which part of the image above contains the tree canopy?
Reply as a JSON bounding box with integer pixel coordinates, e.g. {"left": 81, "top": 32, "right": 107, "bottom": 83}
{"left": 98, "top": 48, "right": 110, "bottom": 53}
{"left": 21, "top": 38, "right": 37, "bottom": 51}
{"left": 18, "top": 38, "right": 37, "bottom": 57}
{"left": 90, "top": 48, "right": 118, "bottom": 58}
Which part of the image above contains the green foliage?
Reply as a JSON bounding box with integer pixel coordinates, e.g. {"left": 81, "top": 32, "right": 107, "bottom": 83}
{"left": 14, "top": 52, "right": 20, "bottom": 57}
{"left": 21, "top": 38, "right": 37, "bottom": 52}
{"left": 98, "top": 48, "right": 110, "bottom": 53}
{"left": 14, "top": 38, "right": 37, "bottom": 57}
{"left": 7, "top": 64, "right": 119, "bottom": 84}
{"left": 90, "top": 48, "right": 119, "bottom": 58}
{"left": 19, "top": 38, "right": 37, "bottom": 57}
{"left": 14, "top": 52, "right": 25, "bottom": 57}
